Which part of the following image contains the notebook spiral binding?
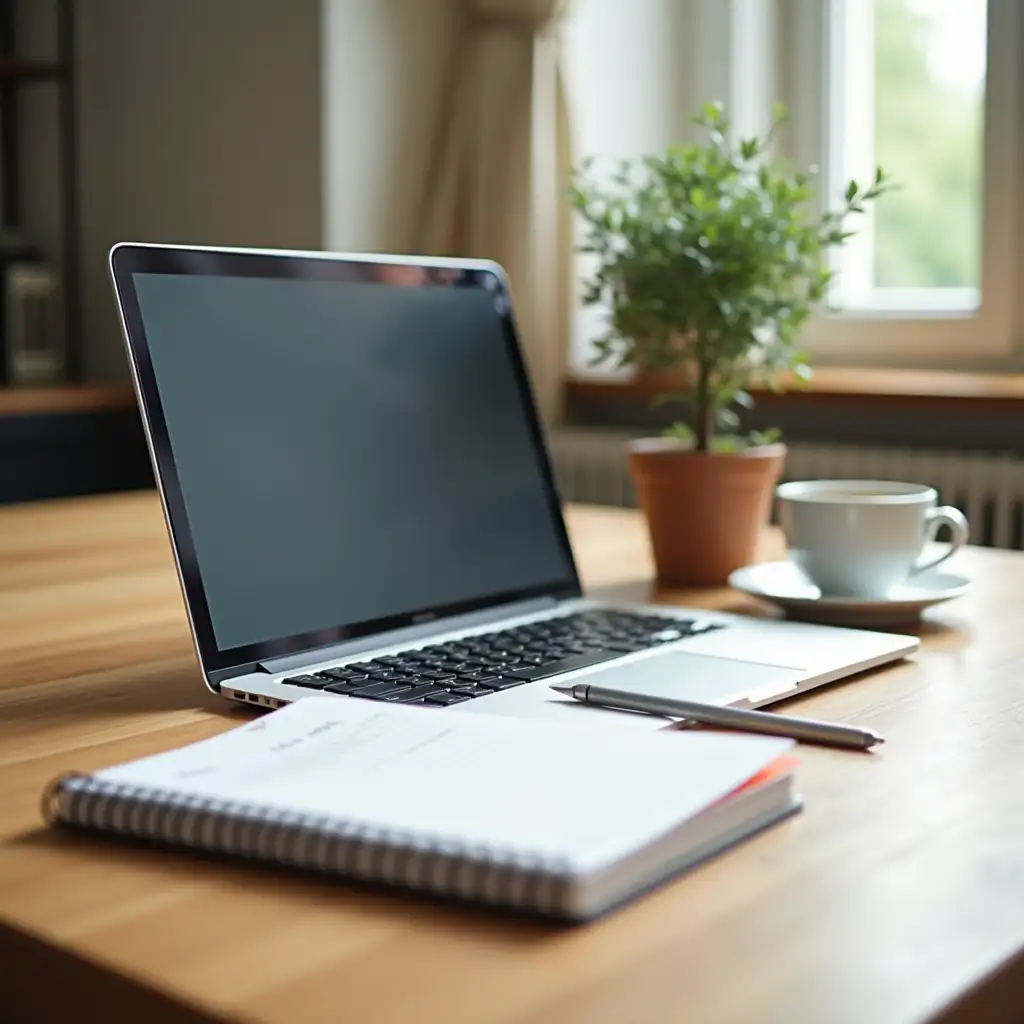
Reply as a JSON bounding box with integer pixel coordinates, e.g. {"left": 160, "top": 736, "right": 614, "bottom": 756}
{"left": 42, "top": 774, "right": 571, "bottom": 916}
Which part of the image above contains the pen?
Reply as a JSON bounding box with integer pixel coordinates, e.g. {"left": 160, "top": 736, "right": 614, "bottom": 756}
{"left": 549, "top": 682, "right": 884, "bottom": 750}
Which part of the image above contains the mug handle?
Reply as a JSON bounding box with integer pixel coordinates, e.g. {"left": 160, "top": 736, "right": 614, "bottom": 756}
{"left": 911, "top": 506, "right": 969, "bottom": 576}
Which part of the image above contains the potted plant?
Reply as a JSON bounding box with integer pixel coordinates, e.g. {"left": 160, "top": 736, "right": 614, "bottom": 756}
{"left": 570, "top": 102, "right": 893, "bottom": 586}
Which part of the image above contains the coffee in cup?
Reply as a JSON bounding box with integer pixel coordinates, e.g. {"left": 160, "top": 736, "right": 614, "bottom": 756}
{"left": 775, "top": 479, "right": 969, "bottom": 599}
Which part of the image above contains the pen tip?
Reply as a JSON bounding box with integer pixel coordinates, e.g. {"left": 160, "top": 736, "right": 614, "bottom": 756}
{"left": 549, "top": 683, "right": 573, "bottom": 696}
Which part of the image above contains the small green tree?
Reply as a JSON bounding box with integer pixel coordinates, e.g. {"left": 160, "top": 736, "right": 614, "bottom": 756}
{"left": 571, "top": 102, "right": 895, "bottom": 452}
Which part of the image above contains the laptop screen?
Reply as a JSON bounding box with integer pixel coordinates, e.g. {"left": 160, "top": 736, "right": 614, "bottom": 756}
{"left": 124, "top": 255, "right": 578, "bottom": 665}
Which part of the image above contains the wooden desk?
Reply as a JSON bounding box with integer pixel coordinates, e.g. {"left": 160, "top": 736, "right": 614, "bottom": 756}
{"left": 3, "top": 492, "right": 1024, "bottom": 1023}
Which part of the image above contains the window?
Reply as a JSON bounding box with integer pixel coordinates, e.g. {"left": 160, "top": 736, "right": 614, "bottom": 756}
{"left": 566, "top": 0, "right": 1023, "bottom": 375}
{"left": 789, "top": 0, "right": 1021, "bottom": 363}
{"left": 829, "top": 0, "right": 985, "bottom": 310}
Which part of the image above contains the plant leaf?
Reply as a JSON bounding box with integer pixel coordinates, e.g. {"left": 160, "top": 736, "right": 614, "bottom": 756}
{"left": 569, "top": 98, "right": 895, "bottom": 448}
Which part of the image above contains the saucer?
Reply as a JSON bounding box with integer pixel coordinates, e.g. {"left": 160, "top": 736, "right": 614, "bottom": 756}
{"left": 727, "top": 561, "right": 970, "bottom": 627}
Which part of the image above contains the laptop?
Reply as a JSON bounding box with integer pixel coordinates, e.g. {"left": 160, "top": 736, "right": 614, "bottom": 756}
{"left": 109, "top": 244, "right": 917, "bottom": 733}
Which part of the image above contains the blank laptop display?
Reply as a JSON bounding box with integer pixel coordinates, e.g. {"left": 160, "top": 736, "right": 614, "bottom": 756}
{"left": 130, "top": 264, "right": 576, "bottom": 656}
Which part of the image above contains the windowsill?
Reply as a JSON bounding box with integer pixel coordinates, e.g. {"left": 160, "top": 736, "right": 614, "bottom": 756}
{"left": 566, "top": 367, "right": 1024, "bottom": 414}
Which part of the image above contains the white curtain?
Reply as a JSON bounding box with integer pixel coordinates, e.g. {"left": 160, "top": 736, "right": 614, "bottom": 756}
{"left": 416, "top": 0, "right": 574, "bottom": 425}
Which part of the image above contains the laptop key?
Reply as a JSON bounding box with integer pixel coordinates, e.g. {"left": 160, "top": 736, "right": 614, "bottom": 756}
{"left": 502, "top": 650, "right": 620, "bottom": 682}
{"left": 355, "top": 688, "right": 415, "bottom": 702}
{"left": 422, "top": 691, "right": 471, "bottom": 706}
{"left": 321, "top": 668, "right": 369, "bottom": 682}
{"left": 392, "top": 684, "right": 452, "bottom": 703}
{"left": 323, "top": 679, "right": 372, "bottom": 695}
{"left": 349, "top": 681, "right": 413, "bottom": 698}
{"left": 476, "top": 677, "right": 529, "bottom": 691}
{"left": 448, "top": 683, "right": 493, "bottom": 697}
{"left": 282, "top": 674, "right": 330, "bottom": 689}
{"left": 457, "top": 671, "right": 501, "bottom": 684}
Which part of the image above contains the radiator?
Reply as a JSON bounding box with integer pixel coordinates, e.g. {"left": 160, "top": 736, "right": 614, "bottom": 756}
{"left": 548, "top": 428, "right": 1024, "bottom": 551}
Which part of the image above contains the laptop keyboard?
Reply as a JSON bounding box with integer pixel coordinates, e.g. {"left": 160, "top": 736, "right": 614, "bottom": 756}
{"left": 280, "top": 609, "right": 723, "bottom": 708}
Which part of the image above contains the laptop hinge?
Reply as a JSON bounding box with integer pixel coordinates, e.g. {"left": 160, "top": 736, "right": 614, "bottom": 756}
{"left": 257, "top": 596, "right": 562, "bottom": 676}
{"left": 208, "top": 662, "right": 268, "bottom": 688}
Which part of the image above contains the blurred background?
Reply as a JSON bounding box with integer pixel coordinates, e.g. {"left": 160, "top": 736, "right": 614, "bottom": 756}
{"left": 1, "top": 1, "right": 1021, "bottom": 549}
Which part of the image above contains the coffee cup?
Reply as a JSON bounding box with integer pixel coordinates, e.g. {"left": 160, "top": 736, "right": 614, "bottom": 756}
{"left": 775, "top": 479, "right": 969, "bottom": 599}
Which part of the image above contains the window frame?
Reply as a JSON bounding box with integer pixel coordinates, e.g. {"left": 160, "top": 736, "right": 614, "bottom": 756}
{"left": 782, "top": 0, "right": 1023, "bottom": 367}
{"left": 566, "top": 0, "right": 1024, "bottom": 380}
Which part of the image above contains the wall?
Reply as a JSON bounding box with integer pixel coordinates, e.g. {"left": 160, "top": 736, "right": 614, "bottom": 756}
{"left": 322, "top": 0, "right": 462, "bottom": 253}
{"left": 565, "top": 0, "right": 694, "bottom": 161}
{"left": 563, "top": 0, "right": 697, "bottom": 370}
{"left": 15, "top": 0, "right": 461, "bottom": 382}
{"left": 17, "top": 0, "right": 322, "bottom": 381}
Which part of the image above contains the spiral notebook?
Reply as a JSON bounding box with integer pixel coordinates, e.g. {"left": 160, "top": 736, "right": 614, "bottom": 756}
{"left": 44, "top": 698, "right": 800, "bottom": 920}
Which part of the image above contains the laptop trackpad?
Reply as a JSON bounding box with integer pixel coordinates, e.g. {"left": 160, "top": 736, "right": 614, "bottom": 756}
{"left": 583, "top": 651, "right": 808, "bottom": 706}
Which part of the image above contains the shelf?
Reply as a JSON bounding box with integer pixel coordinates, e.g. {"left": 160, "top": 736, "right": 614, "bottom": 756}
{"left": 0, "top": 385, "right": 136, "bottom": 418}
{"left": 0, "top": 56, "right": 64, "bottom": 83}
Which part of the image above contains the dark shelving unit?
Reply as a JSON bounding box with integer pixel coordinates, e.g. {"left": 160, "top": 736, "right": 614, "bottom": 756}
{"left": 0, "top": 0, "right": 80, "bottom": 383}
{"left": 0, "top": 2, "right": 118, "bottom": 504}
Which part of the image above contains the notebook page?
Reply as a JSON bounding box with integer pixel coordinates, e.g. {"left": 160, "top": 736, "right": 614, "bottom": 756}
{"left": 95, "top": 698, "right": 791, "bottom": 872}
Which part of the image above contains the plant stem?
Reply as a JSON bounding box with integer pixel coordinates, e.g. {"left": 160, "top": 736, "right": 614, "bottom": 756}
{"left": 695, "top": 361, "right": 713, "bottom": 452}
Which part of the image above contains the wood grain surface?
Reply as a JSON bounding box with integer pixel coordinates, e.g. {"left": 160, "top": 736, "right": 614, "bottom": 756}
{"left": 2, "top": 491, "right": 1024, "bottom": 1023}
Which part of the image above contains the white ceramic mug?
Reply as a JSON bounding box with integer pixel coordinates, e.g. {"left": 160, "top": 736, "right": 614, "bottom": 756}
{"left": 775, "top": 479, "right": 969, "bottom": 599}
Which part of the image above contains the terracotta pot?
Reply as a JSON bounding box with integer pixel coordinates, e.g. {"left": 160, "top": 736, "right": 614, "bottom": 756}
{"left": 627, "top": 439, "right": 787, "bottom": 587}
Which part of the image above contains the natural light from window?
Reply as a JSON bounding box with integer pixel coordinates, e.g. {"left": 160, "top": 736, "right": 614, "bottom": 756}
{"left": 566, "top": 0, "right": 1016, "bottom": 372}
{"left": 829, "top": 0, "right": 986, "bottom": 313}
